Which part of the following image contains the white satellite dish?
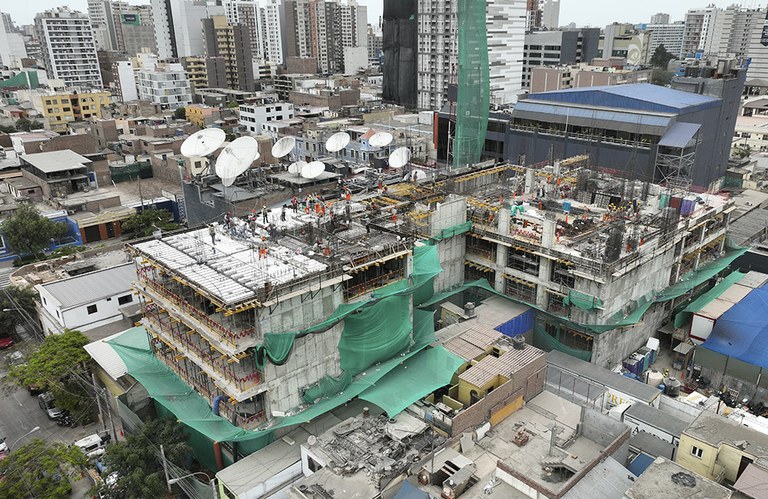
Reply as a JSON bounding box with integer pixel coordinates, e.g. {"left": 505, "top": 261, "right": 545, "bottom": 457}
{"left": 288, "top": 161, "right": 307, "bottom": 175}
{"left": 272, "top": 136, "right": 296, "bottom": 159}
{"left": 301, "top": 161, "right": 326, "bottom": 179}
{"left": 325, "top": 132, "right": 350, "bottom": 153}
{"left": 180, "top": 128, "right": 226, "bottom": 158}
{"left": 388, "top": 147, "right": 411, "bottom": 169}
{"left": 369, "top": 132, "right": 393, "bottom": 148}
{"left": 216, "top": 136, "right": 260, "bottom": 187}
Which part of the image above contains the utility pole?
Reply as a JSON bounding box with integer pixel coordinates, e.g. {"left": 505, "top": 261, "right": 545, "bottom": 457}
{"left": 91, "top": 372, "right": 107, "bottom": 433}
{"left": 160, "top": 444, "right": 171, "bottom": 493}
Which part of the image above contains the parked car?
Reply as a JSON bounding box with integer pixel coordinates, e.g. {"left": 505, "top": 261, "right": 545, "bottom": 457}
{"left": 0, "top": 337, "right": 13, "bottom": 350}
{"left": 73, "top": 433, "right": 109, "bottom": 460}
{"left": 38, "top": 392, "right": 65, "bottom": 420}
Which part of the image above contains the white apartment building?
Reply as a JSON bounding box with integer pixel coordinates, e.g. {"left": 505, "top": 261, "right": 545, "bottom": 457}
{"left": 239, "top": 99, "right": 294, "bottom": 135}
{"left": 540, "top": 0, "right": 560, "bottom": 30}
{"left": 746, "top": 17, "right": 768, "bottom": 81}
{"left": 36, "top": 263, "right": 138, "bottom": 335}
{"left": 259, "top": 0, "right": 284, "bottom": 64}
{"left": 114, "top": 60, "right": 139, "bottom": 101}
{"left": 223, "top": 0, "right": 261, "bottom": 59}
{"left": 648, "top": 22, "right": 685, "bottom": 58}
{"left": 150, "top": 0, "right": 225, "bottom": 59}
{"left": 417, "top": 0, "right": 525, "bottom": 110}
{"left": 0, "top": 12, "right": 27, "bottom": 69}
{"left": 683, "top": 6, "right": 721, "bottom": 57}
{"left": 35, "top": 7, "right": 102, "bottom": 88}
{"left": 137, "top": 62, "right": 192, "bottom": 110}
{"left": 711, "top": 5, "right": 765, "bottom": 59}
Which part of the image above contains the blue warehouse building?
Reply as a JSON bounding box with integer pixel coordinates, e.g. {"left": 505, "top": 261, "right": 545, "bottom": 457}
{"left": 436, "top": 70, "right": 745, "bottom": 189}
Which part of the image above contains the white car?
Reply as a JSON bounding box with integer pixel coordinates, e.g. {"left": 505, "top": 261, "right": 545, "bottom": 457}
{"left": 73, "top": 434, "right": 107, "bottom": 459}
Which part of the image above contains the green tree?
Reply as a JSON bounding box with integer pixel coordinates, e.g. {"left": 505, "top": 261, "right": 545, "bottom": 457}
{"left": 734, "top": 143, "right": 752, "bottom": 159}
{"left": 8, "top": 329, "right": 95, "bottom": 422}
{"left": 0, "top": 124, "right": 15, "bottom": 133}
{"left": 14, "top": 117, "right": 33, "bottom": 132}
{"left": 99, "top": 418, "right": 193, "bottom": 499}
{"left": 0, "top": 438, "right": 87, "bottom": 499}
{"left": 651, "top": 68, "right": 674, "bottom": 86}
{"left": 226, "top": 100, "right": 239, "bottom": 109}
{"left": 3, "top": 204, "right": 69, "bottom": 258}
{"left": 0, "top": 285, "right": 38, "bottom": 337}
{"left": 121, "top": 207, "right": 179, "bottom": 238}
{"left": 649, "top": 44, "right": 675, "bottom": 69}
{"left": 172, "top": 107, "right": 187, "bottom": 120}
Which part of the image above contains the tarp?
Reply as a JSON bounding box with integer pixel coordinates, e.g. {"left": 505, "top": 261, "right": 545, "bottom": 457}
{"left": 701, "top": 286, "right": 768, "bottom": 369}
{"left": 496, "top": 309, "right": 534, "bottom": 337}
{"left": 674, "top": 271, "right": 746, "bottom": 328}
{"left": 564, "top": 290, "right": 603, "bottom": 310}
{"left": 359, "top": 346, "right": 464, "bottom": 416}
{"left": 394, "top": 480, "right": 432, "bottom": 499}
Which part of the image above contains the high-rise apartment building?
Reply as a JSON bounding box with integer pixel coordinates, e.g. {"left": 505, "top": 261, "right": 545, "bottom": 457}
{"left": 151, "top": 0, "right": 225, "bottom": 59}
{"left": 711, "top": 5, "right": 765, "bottom": 59}
{"left": 683, "top": 6, "right": 721, "bottom": 57}
{"left": 417, "top": 0, "right": 526, "bottom": 110}
{"left": 258, "top": 0, "right": 284, "bottom": 65}
{"left": 223, "top": 0, "right": 261, "bottom": 59}
{"left": 522, "top": 29, "right": 600, "bottom": 89}
{"left": 648, "top": 22, "right": 685, "bottom": 58}
{"left": 106, "top": 3, "right": 157, "bottom": 56}
{"left": 650, "top": 13, "right": 670, "bottom": 25}
{"left": 367, "top": 24, "right": 382, "bottom": 67}
{"left": 540, "top": 0, "right": 560, "bottom": 30}
{"left": 282, "top": 0, "right": 366, "bottom": 74}
{"left": 203, "top": 16, "right": 256, "bottom": 92}
{"left": 35, "top": 7, "right": 103, "bottom": 88}
{"left": 0, "top": 11, "right": 27, "bottom": 69}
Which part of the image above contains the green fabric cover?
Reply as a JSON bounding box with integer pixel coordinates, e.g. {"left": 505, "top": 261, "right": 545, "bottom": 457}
{"left": 454, "top": 0, "right": 489, "bottom": 168}
{"left": 262, "top": 331, "right": 297, "bottom": 365}
{"left": 564, "top": 290, "right": 603, "bottom": 310}
{"left": 673, "top": 270, "right": 746, "bottom": 329}
{"left": 359, "top": 346, "right": 464, "bottom": 416}
{"left": 532, "top": 322, "right": 592, "bottom": 362}
{"left": 431, "top": 221, "right": 473, "bottom": 242}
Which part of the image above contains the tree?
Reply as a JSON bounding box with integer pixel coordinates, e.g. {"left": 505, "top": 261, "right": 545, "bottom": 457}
{"left": 121, "top": 207, "right": 179, "bottom": 238}
{"left": 0, "top": 285, "right": 38, "bottom": 337}
{"left": 0, "top": 438, "right": 87, "bottom": 499}
{"left": 3, "top": 204, "right": 69, "bottom": 258}
{"left": 8, "top": 329, "right": 95, "bottom": 422}
{"left": 734, "top": 143, "right": 752, "bottom": 159}
{"left": 649, "top": 44, "right": 675, "bottom": 69}
{"left": 226, "top": 100, "right": 239, "bottom": 109}
{"left": 0, "top": 124, "right": 15, "bottom": 133}
{"left": 14, "top": 118, "right": 33, "bottom": 132}
{"left": 651, "top": 68, "right": 674, "bottom": 86}
{"left": 172, "top": 107, "right": 186, "bottom": 120}
{"left": 99, "top": 418, "right": 192, "bottom": 499}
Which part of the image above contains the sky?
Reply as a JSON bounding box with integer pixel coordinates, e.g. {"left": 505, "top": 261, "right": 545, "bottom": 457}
{"left": 3, "top": 0, "right": 767, "bottom": 28}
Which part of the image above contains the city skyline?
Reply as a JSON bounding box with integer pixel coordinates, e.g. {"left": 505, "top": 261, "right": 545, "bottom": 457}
{"left": 2, "top": 0, "right": 763, "bottom": 28}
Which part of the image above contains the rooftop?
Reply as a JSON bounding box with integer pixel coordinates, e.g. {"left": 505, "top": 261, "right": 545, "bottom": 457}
{"left": 683, "top": 410, "right": 768, "bottom": 463}
{"left": 525, "top": 83, "right": 720, "bottom": 114}
{"left": 624, "top": 457, "right": 732, "bottom": 499}
{"left": 21, "top": 150, "right": 92, "bottom": 173}
{"left": 36, "top": 263, "right": 136, "bottom": 310}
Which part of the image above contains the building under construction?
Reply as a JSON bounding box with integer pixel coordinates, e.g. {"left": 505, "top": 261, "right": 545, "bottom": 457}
{"left": 126, "top": 154, "right": 735, "bottom": 432}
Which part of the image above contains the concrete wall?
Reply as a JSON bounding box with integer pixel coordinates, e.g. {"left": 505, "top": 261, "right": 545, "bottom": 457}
{"left": 260, "top": 286, "right": 344, "bottom": 414}
{"left": 429, "top": 195, "right": 467, "bottom": 293}
{"left": 590, "top": 302, "right": 666, "bottom": 369}
{"left": 675, "top": 434, "right": 721, "bottom": 481}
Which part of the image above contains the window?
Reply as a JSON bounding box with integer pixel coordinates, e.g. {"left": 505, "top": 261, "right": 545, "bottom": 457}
{"left": 117, "top": 295, "right": 133, "bottom": 305}
{"left": 87, "top": 304, "right": 98, "bottom": 315}
{"left": 691, "top": 446, "right": 704, "bottom": 458}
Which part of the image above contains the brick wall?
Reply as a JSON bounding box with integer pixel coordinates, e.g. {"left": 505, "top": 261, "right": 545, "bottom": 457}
{"left": 450, "top": 354, "right": 546, "bottom": 436}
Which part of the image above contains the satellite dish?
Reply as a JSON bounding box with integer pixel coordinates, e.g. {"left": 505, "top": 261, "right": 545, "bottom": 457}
{"left": 288, "top": 161, "right": 307, "bottom": 175}
{"left": 388, "top": 147, "right": 411, "bottom": 169}
{"left": 180, "top": 128, "right": 226, "bottom": 158}
{"left": 272, "top": 136, "right": 296, "bottom": 159}
{"left": 216, "top": 136, "right": 260, "bottom": 187}
{"left": 307, "top": 435, "right": 317, "bottom": 446}
{"left": 369, "top": 132, "right": 393, "bottom": 148}
{"left": 325, "top": 132, "right": 350, "bottom": 153}
{"left": 301, "top": 161, "right": 325, "bottom": 179}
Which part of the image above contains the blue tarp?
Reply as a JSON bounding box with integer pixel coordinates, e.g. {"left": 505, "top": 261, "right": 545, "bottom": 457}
{"left": 628, "top": 453, "right": 654, "bottom": 477}
{"left": 701, "top": 287, "right": 768, "bottom": 369}
{"left": 393, "top": 481, "right": 431, "bottom": 499}
{"left": 495, "top": 309, "right": 534, "bottom": 337}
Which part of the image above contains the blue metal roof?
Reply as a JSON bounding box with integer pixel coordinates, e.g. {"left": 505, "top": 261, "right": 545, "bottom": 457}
{"left": 514, "top": 101, "right": 672, "bottom": 129}
{"left": 658, "top": 122, "right": 701, "bottom": 148}
{"left": 526, "top": 83, "right": 720, "bottom": 114}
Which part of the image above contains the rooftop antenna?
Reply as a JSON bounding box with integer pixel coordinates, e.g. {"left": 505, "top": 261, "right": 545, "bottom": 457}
{"left": 288, "top": 160, "right": 308, "bottom": 178}
{"left": 216, "top": 136, "right": 260, "bottom": 187}
{"left": 302, "top": 161, "right": 325, "bottom": 179}
{"left": 325, "top": 131, "right": 350, "bottom": 164}
{"left": 388, "top": 146, "right": 411, "bottom": 169}
{"left": 369, "top": 131, "right": 393, "bottom": 148}
{"left": 180, "top": 128, "right": 226, "bottom": 176}
{"left": 272, "top": 136, "right": 296, "bottom": 162}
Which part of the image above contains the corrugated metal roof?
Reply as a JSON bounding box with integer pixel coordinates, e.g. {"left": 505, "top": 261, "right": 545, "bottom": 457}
{"left": 21, "top": 150, "right": 92, "bottom": 173}
{"left": 658, "top": 122, "right": 701, "bottom": 148}
{"left": 38, "top": 263, "right": 136, "bottom": 309}
{"left": 513, "top": 101, "right": 672, "bottom": 134}
{"left": 83, "top": 329, "right": 133, "bottom": 381}
{"left": 526, "top": 83, "right": 720, "bottom": 114}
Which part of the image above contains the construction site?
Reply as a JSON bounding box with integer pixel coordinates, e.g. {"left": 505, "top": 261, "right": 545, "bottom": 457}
{"left": 123, "top": 149, "right": 737, "bottom": 441}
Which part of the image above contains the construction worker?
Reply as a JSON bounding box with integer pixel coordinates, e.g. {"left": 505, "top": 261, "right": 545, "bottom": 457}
{"left": 261, "top": 205, "right": 268, "bottom": 224}
{"left": 291, "top": 195, "right": 298, "bottom": 212}
{"left": 345, "top": 201, "right": 351, "bottom": 222}
{"left": 281, "top": 205, "right": 287, "bottom": 222}
{"left": 208, "top": 224, "right": 216, "bottom": 245}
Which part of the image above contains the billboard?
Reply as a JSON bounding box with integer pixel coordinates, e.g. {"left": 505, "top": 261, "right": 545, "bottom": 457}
{"left": 121, "top": 13, "right": 141, "bottom": 26}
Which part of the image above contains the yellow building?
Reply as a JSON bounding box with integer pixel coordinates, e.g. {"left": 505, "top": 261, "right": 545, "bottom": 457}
{"left": 185, "top": 104, "right": 219, "bottom": 128}
{"left": 676, "top": 410, "right": 768, "bottom": 484}
{"left": 42, "top": 91, "right": 112, "bottom": 133}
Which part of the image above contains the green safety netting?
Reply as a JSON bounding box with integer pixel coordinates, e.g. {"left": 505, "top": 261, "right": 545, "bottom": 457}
{"left": 673, "top": 270, "right": 746, "bottom": 329}
{"left": 564, "top": 290, "right": 603, "bottom": 311}
{"left": 532, "top": 322, "right": 592, "bottom": 362}
{"left": 454, "top": 0, "right": 489, "bottom": 168}
{"left": 359, "top": 345, "right": 464, "bottom": 416}
{"left": 431, "top": 221, "right": 473, "bottom": 242}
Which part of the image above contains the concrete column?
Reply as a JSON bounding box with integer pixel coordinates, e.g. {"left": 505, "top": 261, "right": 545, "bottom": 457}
{"left": 495, "top": 245, "right": 508, "bottom": 293}
{"left": 538, "top": 258, "right": 553, "bottom": 308}
{"left": 542, "top": 217, "right": 556, "bottom": 247}
{"left": 497, "top": 206, "right": 510, "bottom": 236}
